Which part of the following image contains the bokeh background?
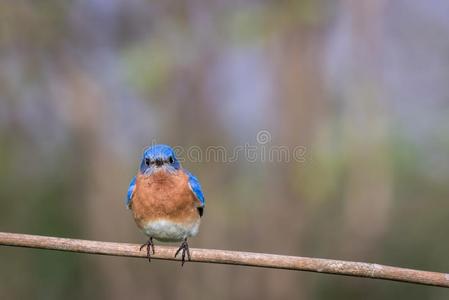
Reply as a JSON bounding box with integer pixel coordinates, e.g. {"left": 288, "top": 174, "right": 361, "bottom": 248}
{"left": 1, "top": 0, "right": 449, "bottom": 299}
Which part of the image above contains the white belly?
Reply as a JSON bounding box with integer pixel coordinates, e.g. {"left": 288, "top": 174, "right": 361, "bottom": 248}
{"left": 143, "top": 219, "right": 200, "bottom": 242}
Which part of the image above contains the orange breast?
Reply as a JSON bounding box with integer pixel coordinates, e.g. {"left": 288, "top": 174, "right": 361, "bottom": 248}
{"left": 130, "top": 170, "right": 200, "bottom": 229}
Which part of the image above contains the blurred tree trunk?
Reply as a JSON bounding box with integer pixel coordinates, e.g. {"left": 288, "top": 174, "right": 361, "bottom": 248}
{"left": 338, "top": 0, "right": 392, "bottom": 259}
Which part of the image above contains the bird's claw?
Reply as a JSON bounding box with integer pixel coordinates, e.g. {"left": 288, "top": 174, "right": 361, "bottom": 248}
{"left": 140, "top": 237, "right": 155, "bottom": 262}
{"left": 175, "top": 239, "right": 191, "bottom": 266}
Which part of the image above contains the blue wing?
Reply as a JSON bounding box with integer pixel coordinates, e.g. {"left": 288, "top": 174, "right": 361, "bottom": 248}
{"left": 186, "top": 170, "right": 205, "bottom": 216}
{"left": 126, "top": 176, "right": 136, "bottom": 209}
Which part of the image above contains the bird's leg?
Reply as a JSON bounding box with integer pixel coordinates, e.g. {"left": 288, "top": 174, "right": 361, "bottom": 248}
{"left": 174, "top": 238, "right": 191, "bottom": 266}
{"left": 139, "top": 237, "right": 155, "bottom": 262}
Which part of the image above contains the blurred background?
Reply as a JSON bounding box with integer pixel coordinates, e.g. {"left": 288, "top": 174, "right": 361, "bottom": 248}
{"left": 1, "top": 0, "right": 449, "bottom": 299}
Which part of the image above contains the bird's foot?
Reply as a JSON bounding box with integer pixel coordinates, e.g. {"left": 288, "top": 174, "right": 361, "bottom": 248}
{"left": 174, "top": 238, "right": 191, "bottom": 266}
{"left": 140, "top": 237, "right": 155, "bottom": 262}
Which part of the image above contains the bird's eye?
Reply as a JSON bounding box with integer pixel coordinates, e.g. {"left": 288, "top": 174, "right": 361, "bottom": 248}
{"left": 145, "top": 158, "right": 151, "bottom": 166}
{"left": 169, "top": 156, "right": 174, "bottom": 164}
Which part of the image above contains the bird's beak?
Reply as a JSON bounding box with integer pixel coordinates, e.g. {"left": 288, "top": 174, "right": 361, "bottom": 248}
{"left": 155, "top": 159, "right": 163, "bottom": 167}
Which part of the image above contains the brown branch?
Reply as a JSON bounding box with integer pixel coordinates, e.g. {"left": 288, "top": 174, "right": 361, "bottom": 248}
{"left": 0, "top": 232, "right": 448, "bottom": 288}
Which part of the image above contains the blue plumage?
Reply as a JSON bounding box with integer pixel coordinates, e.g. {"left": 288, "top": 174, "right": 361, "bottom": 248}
{"left": 126, "top": 176, "right": 136, "bottom": 208}
{"left": 186, "top": 171, "right": 205, "bottom": 207}
{"left": 139, "top": 144, "right": 181, "bottom": 174}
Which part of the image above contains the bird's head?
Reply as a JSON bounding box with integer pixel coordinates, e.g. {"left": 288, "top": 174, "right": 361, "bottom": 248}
{"left": 140, "top": 144, "right": 181, "bottom": 175}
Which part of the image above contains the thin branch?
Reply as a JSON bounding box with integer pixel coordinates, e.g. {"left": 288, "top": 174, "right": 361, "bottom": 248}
{"left": 0, "top": 232, "right": 448, "bottom": 288}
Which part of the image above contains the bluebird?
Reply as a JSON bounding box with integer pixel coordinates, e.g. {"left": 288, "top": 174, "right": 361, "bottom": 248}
{"left": 126, "top": 144, "right": 205, "bottom": 265}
